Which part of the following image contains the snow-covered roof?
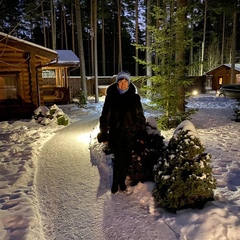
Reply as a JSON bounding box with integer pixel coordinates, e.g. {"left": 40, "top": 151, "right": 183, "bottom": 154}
{"left": 206, "top": 64, "right": 240, "bottom": 74}
{"left": 0, "top": 32, "right": 79, "bottom": 67}
{"left": 224, "top": 63, "right": 240, "bottom": 71}
{"left": 55, "top": 50, "right": 80, "bottom": 67}
{"left": 0, "top": 31, "right": 57, "bottom": 60}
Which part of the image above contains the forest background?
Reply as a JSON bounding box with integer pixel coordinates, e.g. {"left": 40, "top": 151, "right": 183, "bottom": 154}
{"left": 1, "top": 0, "right": 240, "bottom": 129}
{"left": 0, "top": 0, "right": 239, "bottom": 79}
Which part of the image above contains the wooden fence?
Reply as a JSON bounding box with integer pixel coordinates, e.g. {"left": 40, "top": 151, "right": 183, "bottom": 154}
{"left": 69, "top": 76, "right": 115, "bottom": 98}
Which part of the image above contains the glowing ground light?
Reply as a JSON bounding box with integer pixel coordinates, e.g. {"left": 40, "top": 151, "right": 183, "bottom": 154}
{"left": 192, "top": 90, "right": 198, "bottom": 96}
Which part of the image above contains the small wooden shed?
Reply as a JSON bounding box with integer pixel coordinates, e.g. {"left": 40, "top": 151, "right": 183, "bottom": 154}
{"left": 42, "top": 50, "right": 80, "bottom": 105}
{"left": 206, "top": 64, "right": 240, "bottom": 91}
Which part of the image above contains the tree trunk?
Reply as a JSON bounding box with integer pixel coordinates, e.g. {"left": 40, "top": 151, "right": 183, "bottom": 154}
{"left": 41, "top": 3, "right": 47, "bottom": 47}
{"left": 94, "top": 0, "right": 99, "bottom": 102}
{"left": 51, "top": 0, "right": 56, "bottom": 50}
{"left": 154, "top": 0, "right": 160, "bottom": 72}
{"left": 71, "top": 1, "right": 75, "bottom": 52}
{"left": 146, "top": 0, "right": 152, "bottom": 90}
{"left": 75, "top": 0, "right": 87, "bottom": 97}
{"left": 62, "top": 1, "right": 68, "bottom": 49}
{"left": 61, "top": 3, "right": 64, "bottom": 49}
{"left": 113, "top": 27, "right": 116, "bottom": 73}
{"left": 221, "top": 11, "right": 225, "bottom": 65}
{"left": 189, "top": 6, "right": 194, "bottom": 76}
{"left": 200, "top": 0, "right": 207, "bottom": 76}
{"left": 135, "top": 0, "right": 139, "bottom": 76}
{"left": 91, "top": 0, "right": 94, "bottom": 76}
{"left": 230, "top": 5, "right": 237, "bottom": 84}
{"left": 175, "top": 0, "right": 187, "bottom": 112}
{"left": 118, "top": 0, "right": 122, "bottom": 71}
{"left": 102, "top": 6, "right": 106, "bottom": 76}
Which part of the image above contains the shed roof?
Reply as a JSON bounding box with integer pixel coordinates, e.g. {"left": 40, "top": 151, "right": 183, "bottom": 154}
{"left": 54, "top": 50, "right": 80, "bottom": 67}
{"left": 224, "top": 63, "right": 240, "bottom": 72}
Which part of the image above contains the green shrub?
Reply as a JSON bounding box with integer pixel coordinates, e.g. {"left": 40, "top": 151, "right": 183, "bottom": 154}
{"left": 72, "top": 89, "right": 87, "bottom": 108}
{"left": 153, "top": 120, "right": 216, "bottom": 212}
{"left": 57, "top": 115, "right": 69, "bottom": 126}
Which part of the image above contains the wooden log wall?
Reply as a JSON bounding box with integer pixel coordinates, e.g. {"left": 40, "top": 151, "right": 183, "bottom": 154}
{"left": 0, "top": 43, "right": 53, "bottom": 119}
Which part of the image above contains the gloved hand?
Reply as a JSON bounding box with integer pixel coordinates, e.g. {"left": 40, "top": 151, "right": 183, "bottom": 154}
{"left": 97, "top": 132, "right": 109, "bottom": 143}
{"left": 135, "top": 130, "right": 148, "bottom": 143}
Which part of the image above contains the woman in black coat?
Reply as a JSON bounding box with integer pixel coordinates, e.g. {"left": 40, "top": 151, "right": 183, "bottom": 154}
{"left": 97, "top": 71, "right": 147, "bottom": 193}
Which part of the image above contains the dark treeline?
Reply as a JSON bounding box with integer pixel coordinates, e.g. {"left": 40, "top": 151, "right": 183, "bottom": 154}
{"left": 0, "top": 0, "right": 240, "bottom": 77}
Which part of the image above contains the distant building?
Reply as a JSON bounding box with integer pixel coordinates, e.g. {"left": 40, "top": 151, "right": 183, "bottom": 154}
{"left": 206, "top": 64, "right": 240, "bottom": 91}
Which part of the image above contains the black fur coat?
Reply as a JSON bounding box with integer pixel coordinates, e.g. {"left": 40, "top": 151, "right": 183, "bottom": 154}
{"left": 98, "top": 82, "right": 147, "bottom": 150}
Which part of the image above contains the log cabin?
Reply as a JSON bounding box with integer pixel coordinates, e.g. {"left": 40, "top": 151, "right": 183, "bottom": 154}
{"left": 0, "top": 32, "right": 79, "bottom": 121}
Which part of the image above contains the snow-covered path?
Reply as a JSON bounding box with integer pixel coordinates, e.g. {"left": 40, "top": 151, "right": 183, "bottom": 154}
{"left": 36, "top": 112, "right": 178, "bottom": 240}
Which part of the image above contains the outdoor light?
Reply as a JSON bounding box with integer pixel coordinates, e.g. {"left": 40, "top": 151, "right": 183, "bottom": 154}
{"left": 192, "top": 90, "right": 198, "bottom": 96}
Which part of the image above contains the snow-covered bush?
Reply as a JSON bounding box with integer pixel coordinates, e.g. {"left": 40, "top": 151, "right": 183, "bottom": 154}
{"left": 153, "top": 120, "right": 216, "bottom": 212}
{"left": 128, "top": 116, "right": 166, "bottom": 185}
{"left": 34, "top": 104, "right": 69, "bottom": 126}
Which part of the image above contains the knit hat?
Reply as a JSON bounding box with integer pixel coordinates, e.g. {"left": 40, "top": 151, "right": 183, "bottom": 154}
{"left": 116, "top": 71, "right": 131, "bottom": 84}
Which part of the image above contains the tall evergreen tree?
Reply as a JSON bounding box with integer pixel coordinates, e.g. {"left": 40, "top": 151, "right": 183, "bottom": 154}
{"left": 134, "top": 4, "right": 194, "bottom": 130}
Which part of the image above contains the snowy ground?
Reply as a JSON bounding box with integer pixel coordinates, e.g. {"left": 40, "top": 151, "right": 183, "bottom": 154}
{"left": 0, "top": 94, "right": 240, "bottom": 240}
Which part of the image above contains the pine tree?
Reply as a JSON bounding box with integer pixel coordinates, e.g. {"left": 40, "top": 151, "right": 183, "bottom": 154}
{"left": 153, "top": 120, "right": 216, "bottom": 212}
{"left": 133, "top": 5, "right": 195, "bottom": 130}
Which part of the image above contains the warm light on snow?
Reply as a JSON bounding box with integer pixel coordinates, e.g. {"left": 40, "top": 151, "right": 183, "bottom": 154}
{"left": 77, "top": 126, "right": 99, "bottom": 143}
{"left": 76, "top": 132, "right": 91, "bottom": 143}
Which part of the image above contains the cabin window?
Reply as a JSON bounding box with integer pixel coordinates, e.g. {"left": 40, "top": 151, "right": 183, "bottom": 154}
{"left": 42, "top": 70, "right": 56, "bottom": 86}
{"left": 0, "top": 73, "right": 18, "bottom": 100}
{"left": 42, "top": 68, "right": 67, "bottom": 88}
{"left": 218, "top": 77, "right": 223, "bottom": 85}
{"left": 236, "top": 74, "right": 240, "bottom": 84}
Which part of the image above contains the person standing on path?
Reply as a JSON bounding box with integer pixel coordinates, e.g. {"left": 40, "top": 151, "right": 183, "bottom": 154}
{"left": 97, "top": 71, "right": 147, "bottom": 194}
